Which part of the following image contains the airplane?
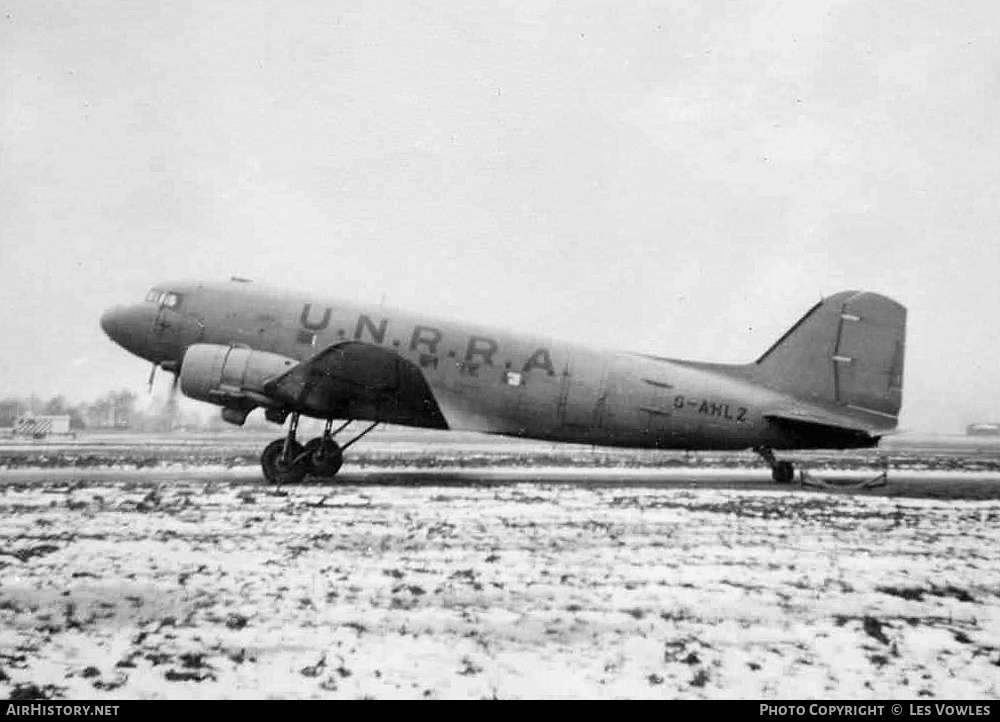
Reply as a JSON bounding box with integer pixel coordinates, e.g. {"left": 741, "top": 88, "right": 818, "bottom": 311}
{"left": 100, "top": 279, "right": 906, "bottom": 484}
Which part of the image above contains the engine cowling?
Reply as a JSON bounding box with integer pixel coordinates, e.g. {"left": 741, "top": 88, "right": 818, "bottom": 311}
{"left": 179, "top": 343, "right": 297, "bottom": 408}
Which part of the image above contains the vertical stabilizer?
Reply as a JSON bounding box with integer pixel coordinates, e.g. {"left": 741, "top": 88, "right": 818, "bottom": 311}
{"left": 754, "top": 291, "right": 906, "bottom": 427}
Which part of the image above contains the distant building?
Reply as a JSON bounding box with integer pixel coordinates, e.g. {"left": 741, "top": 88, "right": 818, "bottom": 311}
{"left": 966, "top": 423, "right": 1000, "bottom": 436}
{"left": 13, "top": 414, "right": 72, "bottom": 438}
{"left": 82, "top": 406, "right": 131, "bottom": 429}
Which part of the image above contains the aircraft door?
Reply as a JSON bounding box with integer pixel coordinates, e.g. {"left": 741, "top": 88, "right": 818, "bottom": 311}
{"left": 557, "top": 351, "right": 608, "bottom": 438}
{"left": 639, "top": 378, "right": 675, "bottom": 443}
{"left": 615, "top": 356, "right": 688, "bottom": 448}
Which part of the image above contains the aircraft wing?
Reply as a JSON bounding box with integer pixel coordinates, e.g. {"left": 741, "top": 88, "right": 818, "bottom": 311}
{"left": 262, "top": 341, "right": 448, "bottom": 429}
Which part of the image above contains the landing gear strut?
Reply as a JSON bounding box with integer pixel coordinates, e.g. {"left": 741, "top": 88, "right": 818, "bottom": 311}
{"left": 261, "top": 412, "right": 307, "bottom": 484}
{"left": 754, "top": 446, "right": 795, "bottom": 484}
{"left": 302, "top": 418, "right": 349, "bottom": 478}
{"left": 259, "top": 416, "right": 380, "bottom": 484}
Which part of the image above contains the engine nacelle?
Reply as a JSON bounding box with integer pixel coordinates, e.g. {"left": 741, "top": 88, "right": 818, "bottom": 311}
{"left": 179, "top": 344, "right": 297, "bottom": 409}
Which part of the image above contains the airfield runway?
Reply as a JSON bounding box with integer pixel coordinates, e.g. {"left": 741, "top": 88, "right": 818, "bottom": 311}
{"left": 1, "top": 431, "right": 999, "bottom": 699}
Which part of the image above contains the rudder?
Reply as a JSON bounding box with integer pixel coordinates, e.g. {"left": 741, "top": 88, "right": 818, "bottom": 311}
{"left": 754, "top": 291, "right": 906, "bottom": 425}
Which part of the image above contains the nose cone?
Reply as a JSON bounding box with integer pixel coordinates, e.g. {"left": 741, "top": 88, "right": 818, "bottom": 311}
{"left": 100, "top": 304, "right": 153, "bottom": 358}
{"left": 99, "top": 305, "right": 124, "bottom": 341}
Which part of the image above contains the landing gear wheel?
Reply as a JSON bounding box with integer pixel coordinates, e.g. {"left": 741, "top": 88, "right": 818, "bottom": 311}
{"left": 303, "top": 437, "right": 343, "bottom": 478}
{"left": 772, "top": 460, "right": 795, "bottom": 484}
{"left": 261, "top": 439, "right": 307, "bottom": 484}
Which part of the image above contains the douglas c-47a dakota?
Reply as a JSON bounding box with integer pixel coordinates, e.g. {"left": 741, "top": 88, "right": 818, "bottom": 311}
{"left": 100, "top": 279, "right": 906, "bottom": 484}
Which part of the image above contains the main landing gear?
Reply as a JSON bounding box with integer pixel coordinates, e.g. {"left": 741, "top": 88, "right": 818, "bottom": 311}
{"left": 754, "top": 446, "right": 796, "bottom": 484}
{"left": 260, "top": 414, "right": 380, "bottom": 484}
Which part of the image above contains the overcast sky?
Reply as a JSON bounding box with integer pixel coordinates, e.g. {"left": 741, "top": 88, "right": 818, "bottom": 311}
{"left": 2, "top": 0, "right": 998, "bottom": 432}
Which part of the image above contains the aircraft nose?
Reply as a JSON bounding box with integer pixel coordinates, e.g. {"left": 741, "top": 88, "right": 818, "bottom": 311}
{"left": 99, "top": 305, "right": 124, "bottom": 340}
{"left": 100, "top": 304, "right": 152, "bottom": 356}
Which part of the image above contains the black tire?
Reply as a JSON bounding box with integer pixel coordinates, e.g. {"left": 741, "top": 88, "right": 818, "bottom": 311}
{"left": 303, "top": 437, "right": 343, "bottom": 478}
{"left": 261, "top": 438, "right": 306, "bottom": 484}
{"left": 772, "top": 460, "right": 795, "bottom": 484}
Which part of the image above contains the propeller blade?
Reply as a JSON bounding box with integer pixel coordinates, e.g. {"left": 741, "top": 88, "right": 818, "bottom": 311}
{"left": 167, "top": 372, "right": 180, "bottom": 407}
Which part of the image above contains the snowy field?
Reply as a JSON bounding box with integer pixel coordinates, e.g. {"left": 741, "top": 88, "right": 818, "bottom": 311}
{"left": 1, "top": 431, "right": 999, "bottom": 699}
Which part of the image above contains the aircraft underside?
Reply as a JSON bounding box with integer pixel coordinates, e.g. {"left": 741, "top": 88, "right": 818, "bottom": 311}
{"left": 249, "top": 401, "right": 882, "bottom": 486}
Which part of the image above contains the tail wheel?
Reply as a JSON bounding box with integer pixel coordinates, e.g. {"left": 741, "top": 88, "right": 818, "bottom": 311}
{"left": 772, "top": 460, "right": 795, "bottom": 484}
{"left": 261, "top": 438, "right": 307, "bottom": 484}
{"left": 304, "top": 437, "right": 344, "bottom": 478}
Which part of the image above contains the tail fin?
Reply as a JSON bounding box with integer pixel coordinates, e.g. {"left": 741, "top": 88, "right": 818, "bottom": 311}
{"left": 754, "top": 291, "right": 906, "bottom": 427}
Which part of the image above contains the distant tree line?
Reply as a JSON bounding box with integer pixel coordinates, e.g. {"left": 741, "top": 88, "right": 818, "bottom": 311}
{"left": 0, "top": 390, "right": 273, "bottom": 432}
{"left": 0, "top": 390, "right": 139, "bottom": 430}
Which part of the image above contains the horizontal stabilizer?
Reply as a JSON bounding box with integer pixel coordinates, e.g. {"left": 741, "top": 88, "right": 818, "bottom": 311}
{"left": 763, "top": 411, "right": 881, "bottom": 449}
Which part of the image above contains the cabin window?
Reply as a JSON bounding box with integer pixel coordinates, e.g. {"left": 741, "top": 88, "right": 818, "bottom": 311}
{"left": 504, "top": 371, "right": 524, "bottom": 387}
{"left": 163, "top": 292, "right": 181, "bottom": 309}
{"left": 146, "top": 290, "right": 160, "bottom": 303}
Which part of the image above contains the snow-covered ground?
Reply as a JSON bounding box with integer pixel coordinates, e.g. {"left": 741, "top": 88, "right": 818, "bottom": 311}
{"left": 1, "top": 476, "right": 998, "bottom": 699}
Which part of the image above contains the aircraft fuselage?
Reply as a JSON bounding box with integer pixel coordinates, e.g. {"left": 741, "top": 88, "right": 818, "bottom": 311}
{"left": 101, "top": 280, "right": 894, "bottom": 453}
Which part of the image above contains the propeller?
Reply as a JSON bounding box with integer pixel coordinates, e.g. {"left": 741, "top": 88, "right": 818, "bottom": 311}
{"left": 166, "top": 371, "right": 180, "bottom": 415}
{"left": 148, "top": 360, "right": 183, "bottom": 429}
{"left": 163, "top": 358, "right": 183, "bottom": 430}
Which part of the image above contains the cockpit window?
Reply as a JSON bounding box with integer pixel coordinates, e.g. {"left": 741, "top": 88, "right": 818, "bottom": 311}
{"left": 145, "top": 290, "right": 182, "bottom": 309}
